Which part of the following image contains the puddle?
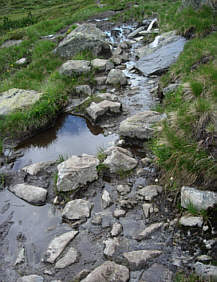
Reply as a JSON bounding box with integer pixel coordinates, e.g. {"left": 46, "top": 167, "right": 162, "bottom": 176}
{"left": 13, "top": 115, "right": 117, "bottom": 170}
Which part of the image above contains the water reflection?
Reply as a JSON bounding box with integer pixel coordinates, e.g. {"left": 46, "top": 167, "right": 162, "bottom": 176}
{"left": 14, "top": 115, "right": 117, "bottom": 170}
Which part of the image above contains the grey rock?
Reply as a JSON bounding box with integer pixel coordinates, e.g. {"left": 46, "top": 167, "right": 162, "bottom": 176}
{"left": 103, "top": 238, "right": 119, "bottom": 257}
{"left": 22, "top": 161, "right": 55, "bottom": 175}
{"left": 181, "top": 186, "right": 217, "bottom": 210}
{"left": 9, "top": 184, "right": 47, "bottom": 205}
{"left": 135, "top": 33, "right": 186, "bottom": 76}
{"left": 15, "top": 247, "right": 25, "bottom": 265}
{"left": 75, "top": 85, "right": 92, "bottom": 97}
{"left": 0, "top": 88, "right": 43, "bottom": 115}
{"left": 55, "top": 247, "right": 78, "bottom": 269}
{"left": 97, "top": 92, "right": 118, "bottom": 102}
{"left": 163, "top": 83, "right": 179, "bottom": 95}
{"left": 59, "top": 60, "right": 91, "bottom": 76}
{"left": 111, "top": 56, "right": 122, "bottom": 65}
{"left": 57, "top": 154, "right": 99, "bottom": 192}
{"left": 136, "top": 222, "right": 164, "bottom": 240}
{"left": 111, "top": 222, "right": 122, "bottom": 237}
{"left": 179, "top": 215, "right": 203, "bottom": 227}
{"left": 91, "top": 214, "right": 102, "bottom": 225}
{"left": 1, "top": 39, "right": 23, "bottom": 49}
{"left": 81, "top": 261, "right": 129, "bottom": 282}
{"left": 62, "top": 199, "right": 92, "bottom": 221}
{"left": 86, "top": 100, "right": 121, "bottom": 121}
{"left": 123, "top": 250, "right": 162, "bottom": 270}
{"left": 94, "top": 76, "right": 107, "bottom": 86}
{"left": 73, "top": 270, "right": 90, "bottom": 282}
{"left": 142, "top": 203, "right": 154, "bottom": 218}
{"left": 120, "top": 111, "right": 165, "bottom": 140}
{"left": 17, "top": 275, "right": 43, "bottom": 282}
{"left": 116, "top": 184, "right": 131, "bottom": 195}
{"left": 141, "top": 157, "right": 152, "bottom": 166}
{"left": 103, "top": 146, "right": 138, "bottom": 173}
{"left": 102, "top": 190, "right": 112, "bottom": 209}
{"left": 54, "top": 23, "right": 111, "bottom": 58}
{"left": 139, "top": 263, "right": 173, "bottom": 282}
{"left": 15, "top": 57, "right": 27, "bottom": 65}
{"left": 113, "top": 209, "right": 126, "bottom": 218}
{"left": 194, "top": 262, "right": 217, "bottom": 279}
{"left": 137, "top": 185, "right": 163, "bottom": 201}
{"left": 196, "top": 255, "right": 212, "bottom": 262}
{"left": 91, "top": 58, "right": 112, "bottom": 72}
{"left": 128, "top": 26, "right": 145, "bottom": 38}
{"left": 106, "top": 69, "right": 127, "bottom": 85}
{"left": 44, "top": 230, "right": 78, "bottom": 263}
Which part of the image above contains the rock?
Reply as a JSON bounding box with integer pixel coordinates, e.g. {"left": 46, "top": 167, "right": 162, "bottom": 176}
{"left": 94, "top": 76, "right": 107, "bottom": 86}
{"left": 44, "top": 230, "right": 78, "bottom": 263}
{"left": 103, "top": 146, "right": 138, "bottom": 173}
{"left": 62, "top": 199, "right": 92, "bottom": 221}
{"left": 136, "top": 222, "right": 164, "bottom": 240}
{"left": 163, "top": 83, "right": 179, "bottom": 96}
{"left": 128, "top": 26, "right": 145, "bottom": 38}
{"left": 54, "top": 23, "right": 111, "bottom": 58}
{"left": 1, "top": 39, "right": 23, "bottom": 49}
{"left": 55, "top": 247, "right": 78, "bottom": 269}
{"left": 179, "top": 215, "right": 203, "bottom": 227}
{"left": 9, "top": 184, "right": 47, "bottom": 205}
{"left": 17, "top": 275, "right": 44, "bottom": 282}
{"left": 137, "top": 185, "right": 163, "bottom": 201}
{"left": 97, "top": 93, "right": 118, "bottom": 102}
{"left": 106, "top": 69, "right": 127, "bottom": 85}
{"left": 103, "top": 238, "right": 119, "bottom": 257}
{"left": 0, "top": 88, "right": 43, "bottom": 115}
{"left": 75, "top": 85, "right": 92, "bottom": 97}
{"left": 15, "top": 247, "right": 25, "bottom": 265}
{"left": 59, "top": 60, "right": 91, "bottom": 76}
{"left": 116, "top": 184, "right": 131, "bottom": 195}
{"left": 91, "top": 59, "right": 113, "bottom": 72}
{"left": 22, "top": 161, "right": 55, "bottom": 175}
{"left": 81, "top": 261, "right": 129, "bottom": 282}
{"left": 57, "top": 154, "right": 99, "bottom": 192}
{"left": 135, "top": 33, "right": 186, "bottom": 76}
{"left": 139, "top": 263, "right": 173, "bottom": 282}
{"left": 111, "top": 56, "right": 122, "bottom": 65}
{"left": 194, "top": 262, "right": 217, "bottom": 279}
{"left": 196, "top": 255, "right": 212, "bottom": 262}
{"left": 141, "top": 157, "right": 152, "bottom": 166}
{"left": 73, "top": 270, "right": 90, "bottom": 282}
{"left": 102, "top": 190, "right": 112, "bottom": 209}
{"left": 113, "top": 209, "right": 126, "bottom": 218}
{"left": 111, "top": 222, "right": 122, "bottom": 237}
{"left": 86, "top": 100, "right": 121, "bottom": 121}
{"left": 142, "top": 203, "right": 154, "bottom": 218}
{"left": 120, "top": 111, "right": 165, "bottom": 140}
{"left": 123, "top": 250, "right": 162, "bottom": 270}
{"left": 15, "top": 57, "right": 27, "bottom": 65}
{"left": 91, "top": 214, "right": 102, "bottom": 225}
{"left": 181, "top": 186, "right": 217, "bottom": 210}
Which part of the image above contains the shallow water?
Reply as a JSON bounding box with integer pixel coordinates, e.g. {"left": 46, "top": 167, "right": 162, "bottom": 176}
{"left": 13, "top": 115, "right": 117, "bottom": 170}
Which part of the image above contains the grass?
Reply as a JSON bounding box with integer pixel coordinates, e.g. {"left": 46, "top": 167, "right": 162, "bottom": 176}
{"left": 175, "top": 272, "right": 206, "bottom": 282}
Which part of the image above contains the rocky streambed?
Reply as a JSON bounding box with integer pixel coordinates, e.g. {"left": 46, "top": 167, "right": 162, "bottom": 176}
{"left": 1, "top": 15, "right": 217, "bottom": 282}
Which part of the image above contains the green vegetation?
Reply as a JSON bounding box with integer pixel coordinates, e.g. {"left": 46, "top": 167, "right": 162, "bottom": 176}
{"left": 175, "top": 272, "right": 205, "bottom": 282}
{"left": 96, "top": 146, "right": 107, "bottom": 162}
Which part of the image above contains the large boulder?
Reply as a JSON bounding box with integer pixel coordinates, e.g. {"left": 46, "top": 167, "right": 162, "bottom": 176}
{"left": 9, "top": 184, "right": 47, "bottom": 205}
{"left": 106, "top": 69, "right": 127, "bottom": 85}
{"left": 181, "top": 186, "right": 217, "bottom": 210}
{"left": 81, "top": 261, "right": 129, "bottom": 282}
{"left": 57, "top": 154, "right": 99, "bottom": 192}
{"left": 0, "top": 88, "right": 43, "bottom": 115}
{"left": 86, "top": 100, "right": 121, "bottom": 121}
{"left": 59, "top": 60, "right": 91, "bottom": 76}
{"left": 119, "top": 111, "right": 165, "bottom": 140}
{"left": 103, "top": 146, "right": 138, "bottom": 173}
{"left": 54, "top": 23, "right": 111, "bottom": 58}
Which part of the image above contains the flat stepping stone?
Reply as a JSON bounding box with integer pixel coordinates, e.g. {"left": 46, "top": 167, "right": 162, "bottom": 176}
{"left": 44, "top": 230, "right": 78, "bottom": 263}
{"left": 9, "top": 184, "right": 47, "bottom": 205}
{"left": 62, "top": 199, "right": 92, "bottom": 221}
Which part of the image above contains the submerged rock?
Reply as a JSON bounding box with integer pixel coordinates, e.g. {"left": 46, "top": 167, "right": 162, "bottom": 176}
{"left": 54, "top": 23, "right": 111, "bottom": 58}
{"left": 0, "top": 88, "right": 43, "bottom": 115}
{"left": 123, "top": 250, "right": 162, "bottom": 270}
{"left": 59, "top": 60, "right": 91, "bottom": 76}
{"left": 86, "top": 100, "right": 121, "bottom": 121}
{"left": 103, "top": 146, "right": 138, "bottom": 173}
{"left": 181, "top": 186, "right": 217, "bottom": 210}
{"left": 17, "top": 275, "right": 44, "bottom": 282}
{"left": 81, "top": 261, "right": 129, "bottom": 282}
{"left": 9, "top": 184, "right": 47, "bottom": 205}
{"left": 62, "top": 199, "right": 92, "bottom": 221}
{"left": 120, "top": 111, "right": 165, "bottom": 140}
{"left": 57, "top": 154, "right": 99, "bottom": 192}
{"left": 44, "top": 230, "right": 78, "bottom": 263}
{"left": 106, "top": 69, "right": 127, "bottom": 85}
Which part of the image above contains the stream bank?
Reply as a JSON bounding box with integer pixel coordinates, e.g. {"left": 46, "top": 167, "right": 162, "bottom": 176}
{"left": 0, "top": 13, "right": 217, "bottom": 282}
